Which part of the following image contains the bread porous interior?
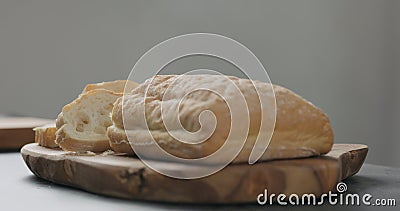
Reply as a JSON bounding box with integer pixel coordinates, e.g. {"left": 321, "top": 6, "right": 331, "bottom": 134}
{"left": 63, "top": 91, "right": 118, "bottom": 141}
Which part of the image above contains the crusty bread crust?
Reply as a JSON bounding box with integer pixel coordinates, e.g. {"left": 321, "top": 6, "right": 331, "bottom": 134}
{"left": 107, "top": 125, "right": 133, "bottom": 154}
{"left": 108, "top": 75, "right": 333, "bottom": 162}
{"left": 56, "top": 126, "right": 111, "bottom": 152}
{"left": 34, "top": 123, "right": 58, "bottom": 148}
{"left": 83, "top": 80, "right": 138, "bottom": 94}
{"left": 107, "top": 125, "right": 323, "bottom": 161}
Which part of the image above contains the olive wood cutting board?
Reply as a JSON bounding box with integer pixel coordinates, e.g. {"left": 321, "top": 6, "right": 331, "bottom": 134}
{"left": 21, "top": 143, "right": 368, "bottom": 204}
{"left": 0, "top": 117, "right": 53, "bottom": 150}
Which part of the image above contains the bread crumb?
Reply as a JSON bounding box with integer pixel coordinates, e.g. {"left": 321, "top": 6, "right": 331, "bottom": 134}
{"left": 65, "top": 151, "right": 96, "bottom": 156}
{"left": 101, "top": 150, "right": 115, "bottom": 156}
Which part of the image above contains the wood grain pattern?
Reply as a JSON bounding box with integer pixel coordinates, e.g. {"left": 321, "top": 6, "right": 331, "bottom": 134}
{"left": 21, "top": 143, "right": 368, "bottom": 203}
{"left": 0, "top": 117, "right": 53, "bottom": 150}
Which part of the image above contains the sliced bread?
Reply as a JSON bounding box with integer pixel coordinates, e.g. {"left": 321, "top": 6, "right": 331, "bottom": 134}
{"left": 52, "top": 80, "right": 138, "bottom": 151}
{"left": 56, "top": 89, "right": 122, "bottom": 152}
{"left": 34, "top": 123, "right": 58, "bottom": 148}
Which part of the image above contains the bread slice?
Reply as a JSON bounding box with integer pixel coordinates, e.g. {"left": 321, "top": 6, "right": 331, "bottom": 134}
{"left": 56, "top": 80, "right": 138, "bottom": 134}
{"left": 57, "top": 79, "right": 139, "bottom": 129}
{"left": 107, "top": 75, "right": 333, "bottom": 163}
{"left": 56, "top": 89, "right": 122, "bottom": 152}
{"left": 34, "top": 123, "right": 58, "bottom": 148}
{"left": 83, "top": 80, "right": 138, "bottom": 94}
{"left": 51, "top": 80, "right": 139, "bottom": 151}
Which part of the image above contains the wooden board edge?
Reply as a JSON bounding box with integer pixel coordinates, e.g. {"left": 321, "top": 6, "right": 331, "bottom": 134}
{"left": 20, "top": 143, "right": 368, "bottom": 204}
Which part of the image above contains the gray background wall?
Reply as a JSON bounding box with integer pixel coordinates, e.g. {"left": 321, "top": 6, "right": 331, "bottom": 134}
{"left": 0, "top": 0, "right": 399, "bottom": 167}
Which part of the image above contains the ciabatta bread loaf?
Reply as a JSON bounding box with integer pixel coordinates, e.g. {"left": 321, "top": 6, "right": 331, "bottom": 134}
{"left": 56, "top": 89, "right": 122, "bottom": 152}
{"left": 34, "top": 123, "right": 58, "bottom": 148}
{"left": 107, "top": 75, "right": 333, "bottom": 162}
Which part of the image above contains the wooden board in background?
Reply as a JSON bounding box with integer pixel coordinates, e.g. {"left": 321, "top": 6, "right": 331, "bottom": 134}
{"left": 0, "top": 117, "right": 53, "bottom": 150}
{"left": 21, "top": 143, "right": 368, "bottom": 203}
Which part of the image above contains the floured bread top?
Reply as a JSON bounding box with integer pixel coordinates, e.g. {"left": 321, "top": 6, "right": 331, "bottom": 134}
{"left": 83, "top": 80, "right": 139, "bottom": 94}
{"left": 110, "top": 75, "right": 333, "bottom": 161}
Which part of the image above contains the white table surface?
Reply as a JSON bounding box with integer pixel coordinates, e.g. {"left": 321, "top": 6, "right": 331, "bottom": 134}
{"left": 1, "top": 152, "right": 399, "bottom": 211}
